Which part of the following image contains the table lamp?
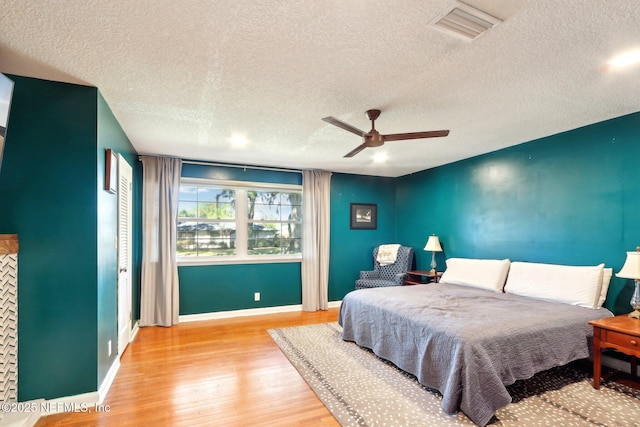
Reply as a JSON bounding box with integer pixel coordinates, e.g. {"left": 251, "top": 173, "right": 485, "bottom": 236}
{"left": 424, "top": 235, "right": 442, "bottom": 274}
{"left": 616, "top": 247, "right": 640, "bottom": 319}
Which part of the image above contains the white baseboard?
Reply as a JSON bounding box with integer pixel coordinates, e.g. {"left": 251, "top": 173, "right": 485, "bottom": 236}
{"left": 180, "top": 300, "right": 342, "bottom": 323}
{"left": 130, "top": 320, "right": 140, "bottom": 342}
{"left": 39, "top": 391, "right": 100, "bottom": 415}
{"left": 328, "top": 300, "right": 342, "bottom": 309}
{"left": 36, "top": 354, "right": 120, "bottom": 417}
{"left": 98, "top": 356, "right": 120, "bottom": 404}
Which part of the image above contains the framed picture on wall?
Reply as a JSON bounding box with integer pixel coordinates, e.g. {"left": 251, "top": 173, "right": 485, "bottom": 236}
{"left": 350, "top": 203, "right": 377, "bottom": 230}
{"left": 105, "top": 148, "right": 117, "bottom": 193}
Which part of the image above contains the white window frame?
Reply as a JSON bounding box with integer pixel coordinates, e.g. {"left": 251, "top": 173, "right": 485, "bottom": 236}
{"left": 177, "top": 178, "right": 303, "bottom": 266}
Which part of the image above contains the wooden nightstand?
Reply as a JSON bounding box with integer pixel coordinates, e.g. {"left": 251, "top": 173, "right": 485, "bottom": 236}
{"left": 404, "top": 270, "right": 442, "bottom": 286}
{"left": 589, "top": 315, "right": 640, "bottom": 389}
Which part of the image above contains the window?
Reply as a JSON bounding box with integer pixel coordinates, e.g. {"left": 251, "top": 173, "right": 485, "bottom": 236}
{"left": 177, "top": 178, "right": 302, "bottom": 264}
{"left": 248, "top": 190, "right": 302, "bottom": 255}
{"left": 177, "top": 185, "right": 237, "bottom": 257}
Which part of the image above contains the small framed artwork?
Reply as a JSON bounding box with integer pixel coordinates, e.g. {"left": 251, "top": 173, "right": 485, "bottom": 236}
{"left": 105, "top": 148, "right": 117, "bottom": 193}
{"left": 350, "top": 203, "right": 377, "bottom": 230}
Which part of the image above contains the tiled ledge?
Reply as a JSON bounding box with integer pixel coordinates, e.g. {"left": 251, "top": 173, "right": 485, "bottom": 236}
{"left": 0, "top": 234, "right": 18, "bottom": 255}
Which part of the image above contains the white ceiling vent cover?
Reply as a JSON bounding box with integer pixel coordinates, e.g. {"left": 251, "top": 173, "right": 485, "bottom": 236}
{"left": 429, "top": 1, "right": 502, "bottom": 41}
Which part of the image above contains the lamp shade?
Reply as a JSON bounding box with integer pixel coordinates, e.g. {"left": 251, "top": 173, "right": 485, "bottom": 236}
{"left": 616, "top": 251, "right": 640, "bottom": 280}
{"left": 424, "top": 235, "right": 442, "bottom": 252}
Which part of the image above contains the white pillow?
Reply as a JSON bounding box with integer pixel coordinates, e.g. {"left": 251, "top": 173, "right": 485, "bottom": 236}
{"left": 440, "top": 258, "right": 511, "bottom": 292}
{"left": 597, "top": 268, "right": 612, "bottom": 308}
{"left": 504, "top": 262, "right": 604, "bottom": 309}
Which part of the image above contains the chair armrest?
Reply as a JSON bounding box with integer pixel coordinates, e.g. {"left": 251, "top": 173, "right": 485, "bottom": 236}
{"left": 393, "top": 272, "right": 407, "bottom": 286}
{"left": 359, "top": 270, "right": 379, "bottom": 280}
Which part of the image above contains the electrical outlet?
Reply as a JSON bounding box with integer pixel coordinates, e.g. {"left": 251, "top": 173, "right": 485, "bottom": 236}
{"left": 254, "top": 292, "right": 260, "bottom": 301}
{"left": 108, "top": 340, "right": 112, "bottom": 357}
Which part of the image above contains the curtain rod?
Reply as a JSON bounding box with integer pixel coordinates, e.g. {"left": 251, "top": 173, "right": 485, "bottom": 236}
{"left": 138, "top": 156, "right": 302, "bottom": 174}
{"left": 183, "top": 160, "right": 302, "bottom": 174}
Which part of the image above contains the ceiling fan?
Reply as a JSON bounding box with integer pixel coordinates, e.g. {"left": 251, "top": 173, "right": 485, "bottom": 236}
{"left": 322, "top": 109, "right": 450, "bottom": 158}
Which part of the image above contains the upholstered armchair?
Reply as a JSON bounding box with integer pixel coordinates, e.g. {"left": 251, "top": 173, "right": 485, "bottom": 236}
{"left": 355, "top": 245, "right": 415, "bottom": 290}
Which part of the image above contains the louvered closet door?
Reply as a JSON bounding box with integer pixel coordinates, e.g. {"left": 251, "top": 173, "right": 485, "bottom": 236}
{"left": 117, "top": 154, "right": 133, "bottom": 356}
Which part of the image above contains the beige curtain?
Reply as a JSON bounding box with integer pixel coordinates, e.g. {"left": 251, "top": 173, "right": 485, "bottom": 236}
{"left": 301, "top": 170, "right": 332, "bottom": 311}
{"left": 140, "top": 156, "right": 182, "bottom": 327}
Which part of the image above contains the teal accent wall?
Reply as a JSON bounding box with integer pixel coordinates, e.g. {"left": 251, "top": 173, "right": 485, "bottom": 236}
{"left": 396, "top": 111, "right": 640, "bottom": 315}
{"left": 0, "top": 75, "right": 139, "bottom": 401}
{"left": 328, "top": 173, "right": 397, "bottom": 301}
{"left": 182, "top": 162, "right": 302, "bottom": 185}
{"left": 179, "top": 263, "right": 302, "bottom": 314}
{"left": 0, "top": 76, "right": 98, "bottom": 400}
{"left": 178, "top": 164, "right": 303, "bottom": 313}
{"left": 96, "top": 92, "right": 140, "bottom": 388}
{"left": 178, "top": 166, "right": 398, "bottom": 313}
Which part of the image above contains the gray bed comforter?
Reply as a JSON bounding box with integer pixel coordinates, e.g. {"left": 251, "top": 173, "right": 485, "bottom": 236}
{"left": 338, "top": 283, "right": 613, "bottom": 426}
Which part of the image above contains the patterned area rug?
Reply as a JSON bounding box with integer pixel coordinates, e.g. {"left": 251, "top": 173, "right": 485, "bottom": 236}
{"left": 268, "top": 322, "right": 640, "bottom": 426}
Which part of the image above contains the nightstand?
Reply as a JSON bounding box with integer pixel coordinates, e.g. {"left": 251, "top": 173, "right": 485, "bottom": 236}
{"left": 404, "top": 270, "right": 442, "bottom": 286}
{"left": 589, "top": 315, "right": 640, "bottom": 389}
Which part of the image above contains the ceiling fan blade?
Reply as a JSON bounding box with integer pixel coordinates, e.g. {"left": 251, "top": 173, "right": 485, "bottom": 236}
{"left": 322, "top": 116, "right": 368, "bottom": 137}
{"left": 383, "top": 130, "right": 450, "bottom": 141}
{"left": 343, "top": 143, "right": 368, "bottom": 158}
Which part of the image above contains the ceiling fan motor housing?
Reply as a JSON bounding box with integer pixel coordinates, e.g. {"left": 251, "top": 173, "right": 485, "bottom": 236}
{"left": 364, "top": 130, "right": 384, "bottom": 147}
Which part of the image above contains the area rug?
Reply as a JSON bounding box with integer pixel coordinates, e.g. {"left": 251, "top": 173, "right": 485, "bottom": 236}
{"left": 268, "top": 322, "right": 640, "bottom": 426}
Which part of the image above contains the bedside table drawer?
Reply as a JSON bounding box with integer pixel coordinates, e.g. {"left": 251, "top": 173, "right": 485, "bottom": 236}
{"left": 589, "top": 315, "right": 640, "bottom": 389}
{"left": 606, "top": 330, "right": 640, "bottom": 349}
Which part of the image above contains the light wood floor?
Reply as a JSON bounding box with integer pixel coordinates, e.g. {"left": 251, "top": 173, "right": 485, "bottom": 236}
{"left": 36, "top": 309, "right": 341, "bottom": 427}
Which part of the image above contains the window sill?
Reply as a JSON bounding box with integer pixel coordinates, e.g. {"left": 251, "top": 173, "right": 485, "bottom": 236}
{"left": 177, "top": 255, "right": 302, "bottom": 267}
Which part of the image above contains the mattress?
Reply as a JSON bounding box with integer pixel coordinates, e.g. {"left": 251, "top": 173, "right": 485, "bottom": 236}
{"left": 338, "top": 283, "right": 613, "bottom": 426}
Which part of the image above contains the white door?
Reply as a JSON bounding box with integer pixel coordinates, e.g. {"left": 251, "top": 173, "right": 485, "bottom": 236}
{"left": 117, "top": 154, "right": 133, "bottom": 356}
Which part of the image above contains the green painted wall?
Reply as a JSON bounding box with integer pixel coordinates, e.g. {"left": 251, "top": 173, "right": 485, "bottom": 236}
{"left": 178, "top": 166, "right": 398, "bottom": 313}
{"left": 178, "top": 164, "right": 303, "bottom": 313}
{"left": 181, "top": 162, "right": 302, "bottom": 185}
{"left": 0, "top": 76, "right": 98, "bottom": 400}
{"left": 0, "top": 75, "right": 139, "bottom": 401}
{"left": 328, "top": 173, "right": 397, "bottom": 301}
{"left": 396, "top": 111, "right": 640, "bottom": 315}
{"left": 179, "top": 263, "right": 302, "bottom": 313}
{"left": 96, "top": 92, "right": 140, "bottom": 388}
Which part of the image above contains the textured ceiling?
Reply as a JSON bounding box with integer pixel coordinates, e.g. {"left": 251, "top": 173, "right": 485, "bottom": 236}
{"left": 1, "top": 1, "right": 640, "bottom": 177}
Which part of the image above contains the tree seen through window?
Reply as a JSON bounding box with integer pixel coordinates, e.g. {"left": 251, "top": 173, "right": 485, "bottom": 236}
{"left": 177, "top": 183, "right": 302, "bottom": 258}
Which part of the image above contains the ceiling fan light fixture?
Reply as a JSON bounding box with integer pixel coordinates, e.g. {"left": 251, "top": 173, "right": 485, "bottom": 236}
{"left": 372, "top": 152, "right": 388, "bottom": 163}
{"left": 429, "top": 1, "right": 502, "bottom": 41}
{"left": 607, "top": 49, "right": 640, "bottom": 70}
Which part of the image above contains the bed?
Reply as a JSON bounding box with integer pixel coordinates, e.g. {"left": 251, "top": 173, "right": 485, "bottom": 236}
{"left": 338, "top": 258, "right": 614, "bottom": 426}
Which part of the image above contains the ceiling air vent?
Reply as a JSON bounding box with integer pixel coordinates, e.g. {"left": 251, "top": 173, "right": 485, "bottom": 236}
{"left": 429, "top": 1, "right": 502, "bottom": 41}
